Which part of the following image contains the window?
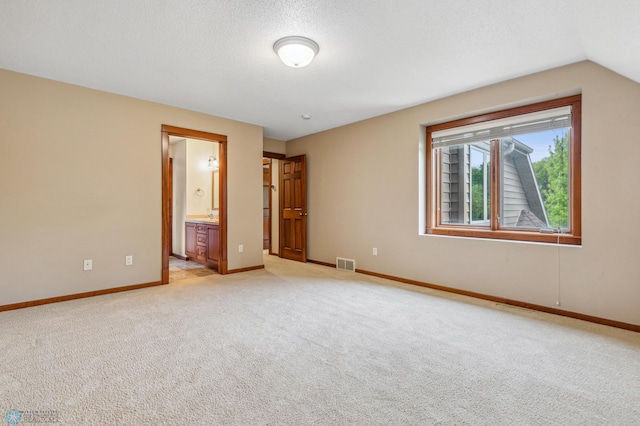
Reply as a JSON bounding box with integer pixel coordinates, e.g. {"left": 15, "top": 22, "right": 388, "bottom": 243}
{"left": 470, "top": 145, "right": 490, "bottom": 224}
{"left": 426, "top": 95, "right": 581, "bottom": 245}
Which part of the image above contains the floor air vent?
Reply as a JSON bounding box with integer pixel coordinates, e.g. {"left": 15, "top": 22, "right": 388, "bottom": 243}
{"left": 336, "top": 257, "right": 356, "bottom": 272}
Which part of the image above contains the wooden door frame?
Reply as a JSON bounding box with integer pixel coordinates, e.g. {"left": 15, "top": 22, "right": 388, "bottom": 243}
{"left": 161, "top": 125, "right": 228, "bottom": 283}
{"left": 168, "top": 158, "right": 173, "bottom": 258}
{"left": 263, "top": 151, "right": 285, "bottom": 256}
{"left": 262, "top": 158, "right": 272, "bottom": 253}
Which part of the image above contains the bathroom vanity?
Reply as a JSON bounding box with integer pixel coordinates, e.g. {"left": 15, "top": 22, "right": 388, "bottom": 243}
{"left": 185, "top": 220, "right": 220, "bottom": 271}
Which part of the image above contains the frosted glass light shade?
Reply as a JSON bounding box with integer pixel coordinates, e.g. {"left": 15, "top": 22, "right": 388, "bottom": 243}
{"left": 208, "top": 155, "right": 219, "bottom": 170}
{"left": 273, "top": 36, "right": 319, "bottom": 68}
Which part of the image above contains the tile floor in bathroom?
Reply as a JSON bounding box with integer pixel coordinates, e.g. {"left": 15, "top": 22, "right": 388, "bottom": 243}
{"left": 169, "top": 256, "right": 217, "bottom": 282}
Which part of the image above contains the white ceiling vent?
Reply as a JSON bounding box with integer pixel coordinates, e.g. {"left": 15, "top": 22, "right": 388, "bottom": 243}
{"left": 336, "top": 257, "right": 356, "bottom": 272}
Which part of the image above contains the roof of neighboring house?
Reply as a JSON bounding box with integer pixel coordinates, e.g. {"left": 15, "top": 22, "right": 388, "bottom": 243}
{"left": 515, "top": 209, "right": 547, "bottom": 228}
{"left": 503, "top": 137, "right": 550, "bottom": 227}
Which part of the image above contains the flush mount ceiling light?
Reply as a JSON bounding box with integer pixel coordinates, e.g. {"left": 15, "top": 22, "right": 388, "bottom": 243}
{"left": 273, "top": 36, "right": 319, "bottom": 68}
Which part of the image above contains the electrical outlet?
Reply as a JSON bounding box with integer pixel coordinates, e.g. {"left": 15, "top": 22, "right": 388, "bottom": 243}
{"left": 373, "top": 247, "right": 378, "bottom": 256}
{"left": 239, "top": 244, "right": 244, "bottom": 253}
{"left": 83, "top": 259, "right": 93, "bottom": 271}
{"left": 125, "top": 255, "right": 133, "bottom": 266}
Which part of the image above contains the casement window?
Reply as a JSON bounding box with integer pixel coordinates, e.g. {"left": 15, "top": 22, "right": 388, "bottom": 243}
{"left": 426, "top": 95, "right": 581, "bottom": 245}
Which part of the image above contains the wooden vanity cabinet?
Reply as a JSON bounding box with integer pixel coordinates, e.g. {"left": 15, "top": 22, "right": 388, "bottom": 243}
{"left": 185, "top": 222, "right": 196, "bottom": 259}
{"left": 185, "top": 221, "right": 219, "bottom": 271}
{"left": 206, "top": 226, "right": 219, "bottom": 265}
{"left": 195, "top": 224, "right": 207, "bottom": 263}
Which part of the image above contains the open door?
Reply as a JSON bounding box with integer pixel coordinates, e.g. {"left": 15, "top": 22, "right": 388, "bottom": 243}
{"left": 279, "top": 155, "right": 307, "bottom": 262}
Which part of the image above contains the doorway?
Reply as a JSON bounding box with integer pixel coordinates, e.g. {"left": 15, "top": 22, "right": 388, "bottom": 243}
{"left": 168, "top": 136, "right": 220, "bottom": 282}
{"left": 161, "top": 125, "right": 228, "bottom": 283}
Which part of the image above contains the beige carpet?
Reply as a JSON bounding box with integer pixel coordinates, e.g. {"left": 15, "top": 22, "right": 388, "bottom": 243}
{"left": 1, "top": 256, "right": 639, "bottom": 425}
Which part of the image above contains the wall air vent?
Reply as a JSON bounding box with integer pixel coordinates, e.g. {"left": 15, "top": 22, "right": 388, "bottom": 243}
{"left": 336, "top": 257, "right": 356, "bottom": 272}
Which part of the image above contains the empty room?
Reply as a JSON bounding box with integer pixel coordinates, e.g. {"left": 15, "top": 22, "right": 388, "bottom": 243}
{"left": 1, "top": 1, "right": 639, "bottom": 424}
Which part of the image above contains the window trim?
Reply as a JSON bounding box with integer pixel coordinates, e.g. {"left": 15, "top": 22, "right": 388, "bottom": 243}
{"left": 469, "top": 145, "right": 490, "bottom": 224}
{"left": 426, "top": 95, "right": 582, "bottom": 245}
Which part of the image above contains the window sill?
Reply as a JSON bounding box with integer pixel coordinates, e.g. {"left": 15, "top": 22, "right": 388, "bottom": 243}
{"left": 426, "top": 227, "right": 581, "bottom": 245}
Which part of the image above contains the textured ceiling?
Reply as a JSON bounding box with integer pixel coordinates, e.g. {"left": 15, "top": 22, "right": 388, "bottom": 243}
{"left": 1, "top": 1, "right": 639, "bottom": 141}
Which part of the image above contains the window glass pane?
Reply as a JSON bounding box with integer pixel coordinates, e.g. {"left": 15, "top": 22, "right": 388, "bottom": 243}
{"left": 499, "top": 129, "right": 570, "bottom": 230}
{"left": 439, "top": 142, "right": 490, "bottom": 226}
{"left": 471, "top": 147, "right": 490, "bottom": 223}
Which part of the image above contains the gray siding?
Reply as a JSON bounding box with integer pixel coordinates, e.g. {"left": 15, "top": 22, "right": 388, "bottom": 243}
{"left": 462, "top": 147, "right": 470, "bottom": 224}
{"left": 501, "top": 155, "right": 528, "bottom": 227}
{"left": 441, "top": 149, "right": 452, "bottom": 224}
{"left": 440, "top": 145, "right": 470, "bottom": 224}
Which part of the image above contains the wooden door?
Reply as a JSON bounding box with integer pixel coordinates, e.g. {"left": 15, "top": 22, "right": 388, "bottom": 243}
{"left": 279, "top": 155, "right": 307, "bottom": 262}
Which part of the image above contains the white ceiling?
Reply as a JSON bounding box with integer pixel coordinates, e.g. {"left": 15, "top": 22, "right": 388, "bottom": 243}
{"left": 1, "top": 1, "right": 639, "bottom": 141}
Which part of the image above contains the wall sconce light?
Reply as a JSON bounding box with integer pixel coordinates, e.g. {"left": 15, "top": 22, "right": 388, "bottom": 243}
{"left": 208, "top": 155, "right": 219, "bottom": 170}
{"left": 273, "top": 36, "right": 319, "bottom": 68}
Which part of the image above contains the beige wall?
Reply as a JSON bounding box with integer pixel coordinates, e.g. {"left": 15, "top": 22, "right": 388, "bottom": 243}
{"left": 263, "top": 137, "right": 286, "bottom": 155}
{"left": 287, "top": 61, "right": 640, "bottom": 326}
{"left": 0, "top": 69, "right": 264, "bottom": 305}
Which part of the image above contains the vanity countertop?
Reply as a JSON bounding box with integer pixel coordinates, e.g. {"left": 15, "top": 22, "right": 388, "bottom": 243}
{"left": 186, "top": 219, "right": 219, "bottom": 225}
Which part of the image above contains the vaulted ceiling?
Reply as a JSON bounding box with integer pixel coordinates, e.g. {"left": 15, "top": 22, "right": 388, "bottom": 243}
{"left": 1, "top": 1, "right": 639, "bottom": 141}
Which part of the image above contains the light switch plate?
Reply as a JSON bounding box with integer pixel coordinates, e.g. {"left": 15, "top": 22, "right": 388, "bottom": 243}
{"left": 83, "top": 259, "right": 92, "bottom": 271}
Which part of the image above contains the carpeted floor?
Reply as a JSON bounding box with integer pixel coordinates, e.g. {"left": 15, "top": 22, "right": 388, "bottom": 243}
{"left": 1, "top": 255, "right": 639, "bottom": 425}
